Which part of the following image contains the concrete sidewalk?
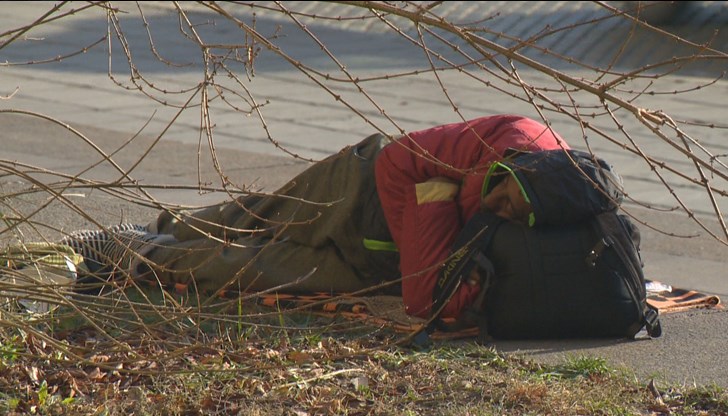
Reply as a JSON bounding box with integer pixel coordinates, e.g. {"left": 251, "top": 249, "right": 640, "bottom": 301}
{"left": 1, "top": 1, "right": 727, "bottom": 387}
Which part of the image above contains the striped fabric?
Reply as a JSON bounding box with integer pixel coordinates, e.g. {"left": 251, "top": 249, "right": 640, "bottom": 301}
{"left": 59, "top": 224, "right": 152, "bottom": 270}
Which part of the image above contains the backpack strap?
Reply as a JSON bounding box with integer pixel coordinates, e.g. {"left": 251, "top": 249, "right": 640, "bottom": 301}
{"left": 642, "top": 305, "right": 662, "bottom": 338}
{"left": 410, "top": 212, "right": 504, "bottom": 348}
{"left": 590, "top": 212, "right": 662, "bottom": 339}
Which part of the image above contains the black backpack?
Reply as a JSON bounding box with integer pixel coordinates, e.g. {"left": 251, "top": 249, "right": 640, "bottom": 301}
{"left": 421, "top": 150, "right": 662, "bottom": 343}
{"left": 484, "top": 211, "right": 660, "bottom": 339}
{"left": 425, "top": 210, "right": 661, "bottom": 341}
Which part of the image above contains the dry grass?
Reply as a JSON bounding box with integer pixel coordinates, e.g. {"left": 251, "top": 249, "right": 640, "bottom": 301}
{"left": 0, "top": 295, "right": 726, "bottom": 416}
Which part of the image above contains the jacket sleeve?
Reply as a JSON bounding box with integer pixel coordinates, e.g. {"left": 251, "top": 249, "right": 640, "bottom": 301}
{"left": 395, "top": 177, "right": 481, "bottom": 318}
{"left": 374, "top": 128, "right": 494, "bottom": 318}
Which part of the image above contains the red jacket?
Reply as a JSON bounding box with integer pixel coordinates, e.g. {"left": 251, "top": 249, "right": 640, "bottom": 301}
{"left": 374, "top": 115, "right": 569, "bottom": 319}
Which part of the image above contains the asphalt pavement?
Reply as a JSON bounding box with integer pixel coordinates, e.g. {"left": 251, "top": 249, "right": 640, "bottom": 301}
{"left": 1, "top": 1, "right": 728, "bottom": 388}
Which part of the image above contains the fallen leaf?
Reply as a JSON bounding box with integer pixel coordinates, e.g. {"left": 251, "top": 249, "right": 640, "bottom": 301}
{"left": 288, "top": 351, "right": 314, "bottom": 364}
{"left": 90, "top": 355, "right": 110, "bottom": 364}
{"left": 87, "top": 367, "right": 106, "bottom": 382}
{"left": 27, "top": 366, "right": 41, "bottom": 384}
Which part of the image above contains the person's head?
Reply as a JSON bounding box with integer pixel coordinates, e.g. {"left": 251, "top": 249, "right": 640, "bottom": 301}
{"left": 481, "top": 149, "right": 624, "bottom": 226}
{"left": 480, "top": 169, "right": 534, "bottom": 226}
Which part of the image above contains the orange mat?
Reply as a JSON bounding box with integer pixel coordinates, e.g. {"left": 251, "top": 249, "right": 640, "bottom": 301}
{"left": 249, "top": 281, "right": 721, "bottom": 339}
